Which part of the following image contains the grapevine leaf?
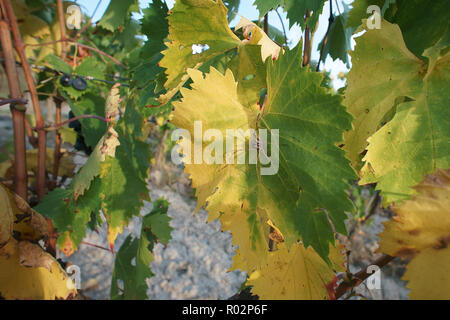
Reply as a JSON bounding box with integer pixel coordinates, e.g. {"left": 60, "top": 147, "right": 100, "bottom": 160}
{"left": 1, "top": 149, "right": 76, "bottom": 183}
{"left": 0, "top": 183, "right": 14, "bottom": 248}
{"left": 72, "top": 126, "right": 120, "bottom": 201}
{"left": 344, "top": 19, "right": 450, "bottom": 204}
{"left": 235, "top": 17, "right": 281, "bottom": 61}
{"left": 388, "top": 0, "right": 450, "bottom": 59}
{"left": 158, "top": 0, "right": 242, "bottom": 103}
{"left": 0, "top": 239, "right": 76, "bottom": 299}
{"left": 63, "top": 92, "right": 107, "bottom": 148}
{"left": 318, "top": 4, "right": 356, "bottom": 67}
{"left": 253, "top": 0, "right": 326, "bottom": 30}
{"left": 346, "top": 0, "right": 386, "bottom": 29}
{"left": 98, "top": 0, "right": 139, "bottom": 32}
{"left": 105, "top": 83, "right": 122, "bottom": 121}
{"left": 140, "top": 0, "right": 168, "bottom": 42}
{"left": 228, "top": 45, "right": 266, "bottom": 108}
{"left": 343, "top": 20, "right": 422, "bottom": 169}
{"left": 111, "top": 198, "right": 171, "bottom": 300}
{"left": 34, "top": 182, "right": 102, "bottom": 257}
{"left": 172, "top": 43, "right": 355, "bottom": 269}
{"left": 378, "top": 169, "right": 450, "bottom": 299}
{"left": 44, "top": 53, "right": 72, "bottom": 74}
{"left": 248, "top": 242, "right": 345, "bottom": 299}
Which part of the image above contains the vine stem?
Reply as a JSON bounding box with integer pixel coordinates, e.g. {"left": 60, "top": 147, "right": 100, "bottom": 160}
{"left": 0, "top": 5, "right": 28, "bottom": 199}
{"left": 51, "top": 0, "right": 66, "bottom": 191}
{"left": 33, "top": 114, "right": 109, "bottom": 132}
{"left": 275, "top": 8, "right": 288, "bottom": 46}
{"left": 334, "top": 254, "right": 395, "bottom": 299}
{"left": 81, "top": 241, "right": 112, "bottom": 253}
{"left": 316, "top": 0, "right": 334, "bottom": 71}
{"left": 302, "top": 9, "right": 312, "bottom": 67}
{"left": 4, "top": 0, "right": 47, "bottom": 201}
{"left": 56, "top": 0, "right": 67, "bottom": 61}
{"left": 25, "top": 39, "right": 128, "bottom": 69}
{"left": 0, "top": 98, "right": 27, "bottom": 106}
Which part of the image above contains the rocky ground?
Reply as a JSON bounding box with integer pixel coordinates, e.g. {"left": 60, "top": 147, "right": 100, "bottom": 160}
{"left": 0, "top": 109, "right": 409, "bottom": 300}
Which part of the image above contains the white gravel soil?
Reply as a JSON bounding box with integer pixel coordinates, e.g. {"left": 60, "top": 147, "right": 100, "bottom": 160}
{"left": 63, "top": 183, "right": 247, "bottom": 300}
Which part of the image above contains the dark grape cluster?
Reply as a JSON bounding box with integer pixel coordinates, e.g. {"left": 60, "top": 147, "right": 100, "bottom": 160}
{"left": 68, "top": 111, "right": 92, "bottom": 155}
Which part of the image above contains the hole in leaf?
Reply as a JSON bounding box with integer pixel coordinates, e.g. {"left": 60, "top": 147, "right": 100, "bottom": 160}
{"left": 192, "top": 43, "right": 210, "bottom": 55}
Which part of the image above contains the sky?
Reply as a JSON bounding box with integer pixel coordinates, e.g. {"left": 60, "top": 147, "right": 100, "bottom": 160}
{"left": 75, "top": 0, "right": 354, "bottom": 88}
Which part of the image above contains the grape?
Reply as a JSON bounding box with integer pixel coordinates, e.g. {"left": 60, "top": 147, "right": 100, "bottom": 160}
{"left": 72, "top": 76, "right": 87, "bottom": 91}
{"left": 59, "top": 74, "right": 72, "bottom": 87}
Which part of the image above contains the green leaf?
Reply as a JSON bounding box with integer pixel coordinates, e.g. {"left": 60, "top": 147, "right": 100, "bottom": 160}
{"left": 172, "top": 43, "right": 355, "bottom": 268}
{"left": 388, "top": 0, "right": 450, "bottom": 58}
{"left": 71, "top": 126, "right": 120, "bottom": 201}
{"left": 346, "top": 0, "right": 386, "bottom": 29}
{"left": 63, "top": 92, "right": 107, "bottom": 148}
{"left": 111, "top": 198, "right": 172, "bottom": 300}
{"left": 228, "top": 45, "right": 266, "bottom": 108}
{"left": 44, "top": 53, "right": 72, "bottom": 74}
{"left": 140, "top": 0, "right": 168, "bottom": 41}
{"left": 253, "top": 0, "right": 326, "bottom": 29}
{"left": 98, "top": 0, "right": 139, "bottom": 32}
{"left": 34, "top": 182, "right": 101, "bottom": 256}
{"left": 143, "top": 198, "right": 172, "bottom": 245}
{"left": 344, "top": 19, "right": 450, "bottom": 205}
{"left": 159, "top": 0, "right": 242, "bottom": 102}
{"left": 319, "top": 4, "right": 356, "bottom": 67}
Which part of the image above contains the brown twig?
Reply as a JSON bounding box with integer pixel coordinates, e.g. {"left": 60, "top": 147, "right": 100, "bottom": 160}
{"left": 0, "top": 97, "right": 27, "bottom": 106}
{"left": 348, "top": 190, "right": 381, "bottom": 238}
{"left": 335, "top": 254, "right": 395, "bottom": 299}
{"left": 50, "top": 98, "right": 63, "bottom": 190}
{"left": 4, "top": 0, "right": 47, "bottom": 200}
{"left": 25, "top": 39, "right": 128, "bottom": 69}
{"left": 0, "top": 145, "right": 13, "bottom": 161}
{"left": 51, "top": 0, "right": 67, "bottom": 191}
{"left": 0, "top": 6, "right": 28, "bottom": 199}
{"left": 56, "top": 0, "right": 67, "bottom": 61}
{"left": 303, "top": 9, "right": 312, "bottom": 67}
{"left": 33, "top": 114, "right": 109, "bottom": 132}
{"left": 81, "top": 241, "right": 112, "bottom": 253}
{"left": 263, "top": 13, "right": 269, "bottom": 34}
{"left": 316, "top": 0, "right": 334, "bottom": 71}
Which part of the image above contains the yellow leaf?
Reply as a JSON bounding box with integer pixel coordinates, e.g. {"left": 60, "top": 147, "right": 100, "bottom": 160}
{"left": 0, "top": 184, "right": 14, "bottom": 248}
{"left": 1, "top": 148, "right": 76, "bottom": 181}
{"left": 235, "top": 17, "right": 280, "bottom": 62}
{"left": 107, "top": 225, "right": 123, "bottom": 253}
{"left": 378, "top": 169, "right": 450, "bottom": 299}
{"left": 57, "top": 231, "right": 76, "bottom": 258}
{"left": 0, "top": 239, "right": 76, "bottom": 299}
{"left": 248, "top": 242, "right": 345, "bottom": 299}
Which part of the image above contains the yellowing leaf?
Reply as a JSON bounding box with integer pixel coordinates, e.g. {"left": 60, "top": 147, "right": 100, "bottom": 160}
{"left": 344, "top": 19, "right": 450, "bottom": 205}
{"left": 12, "top": 192, "right": 50, "bottom": 241}
{"left": 235, "top": 17, "right": 280, "bottom": 61}
{"left": 1, "top": 149, "right": 76, "bottom": 181}
{"left": 378, "top": 169, "right": 450, "bottom": 299}
{"left": 105, "top": 83, "right": 122, "bottom": 121}
{"left": 0, "top": 183, "right": 14, "bottom": 248}
{"left": 248, "top": 242, "right": 345, "bottom": 299}
{"left": 57, "top": 231, "right": 76, "bottom": 258}
{"left": 172, "top": 43, "right": 355, "bottom": 270}
{"left": 72, "top": 126, "right": 120, "bottom": 200}
{"left": 0, "top": 239, "right": 76, "bottom": 300}
{"left": 0, "top": 183, "right": 49, "bottom": 242}
{"left": 159, "top": 0, "right": 241, "bottom": 103}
